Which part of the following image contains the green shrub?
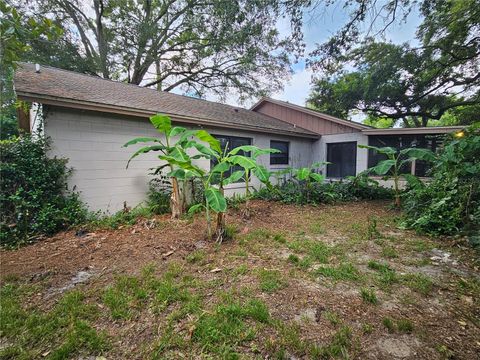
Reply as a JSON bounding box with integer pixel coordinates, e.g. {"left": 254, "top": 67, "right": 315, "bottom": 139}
{"left": 402, "top": 126, "right": 480, "bottom": 237}
{"left": 146, "top": 177, "right": 171, "bottom": 215}
{"left": 0, "top": 136, "right": 88, "bottom": 246}
{"left": 254, "top": 172, "right": 392, "bottom": 205}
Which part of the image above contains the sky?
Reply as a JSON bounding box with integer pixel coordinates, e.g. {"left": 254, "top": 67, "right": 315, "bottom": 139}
{"left": 226, "top": 2, "right": 422, "bottom": 110}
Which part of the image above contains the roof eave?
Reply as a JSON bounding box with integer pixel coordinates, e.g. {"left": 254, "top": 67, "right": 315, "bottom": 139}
{"left": 17, "top": 92, "right": 320, "bottom": 139}
{"left": 361, "top": 126, "right": 465, "bottom": 135}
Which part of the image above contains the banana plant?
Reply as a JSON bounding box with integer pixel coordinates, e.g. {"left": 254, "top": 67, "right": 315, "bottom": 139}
{"left": 359, "top": 145, "right": 436, "bottom": 207}
{"left": 293, "top": 162, "right": 328, "bottom": 202}
{"left": 123, "top": 113, "right": 198, "bottom": 219}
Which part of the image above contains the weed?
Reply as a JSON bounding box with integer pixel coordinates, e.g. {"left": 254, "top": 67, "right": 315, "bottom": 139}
{"left": 323, "top": 311, "right": 341, "bottom": 326}
{"left": 382, "top": 246, "right": 398, "bottom": 258}
{"left": 315, "top": 262, "right": 361, "bottom": 282}
{"left": 402, "top": 273, "right": 434, "bottom": 295}
{"left": 397, "top": 318, "right": 414, "bottom": 333}
{"left": 307, "top": 242, "right": 331, "bottom": 263}
{"left": 232, "top": 264, "right": 249, "bottom": 276}
{"left": 410, "top": 239, "right": 432, "bottom": 252}
{"left": 288, "top": 254, "right": 300, "bottom": 265}
{"left": 362, "top": 323, "right": 374, "bottom": 334}
{"left": 224, "top": 224, "right": 238, "bottom": 240}
{"left": 234, "top": 249, "right": 248, "bottom": 257}
{"left": 186, "top": 249, "right": 207, "bottom": 264}
{"left": 368, "top": 260, "right": 398, "bottom": 288}
{"left": 192, "top": 297, "right": 269, "bottom": 356}
{"left": 382, "top": 317, "right": 395, "bottom": 332}
{"left": 258, "top": 269, "right": 287, "bottom": 293}
{"left": 315, "top": 326, "right": 353, "bottom": 358}
{"left": 91, "top": 206, "right": 154, "bottom": 229}
{"left": 103, "top": 275, "right": 148, "bottom": 319}
{"left": 309, "top": 221, "right": 325, "bottom": 235}
{"left": 360, "top": 288, "right": 378, "bottom": 304}
{"left": 273, "top": 233, "right": 287, "bottom": 244}
{"left": 367, "top": 217, "right": 381, "bottom": 240}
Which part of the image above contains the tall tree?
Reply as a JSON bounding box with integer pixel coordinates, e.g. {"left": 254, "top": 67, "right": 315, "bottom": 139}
{"left": 0, "top": 1, "right": 59, "bottom": 138}
{"left": 13, "top": 0, "right": 308, "bottom": 101}
{"left": 307, "top": 0, "right": 480, "bottom": 127}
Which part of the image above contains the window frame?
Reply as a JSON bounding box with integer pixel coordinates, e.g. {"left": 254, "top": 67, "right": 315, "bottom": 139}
{"left": 210, "top": 134, "right": 252, "bottom": 184}
{"left": 326, "top": 141, "right": 357, "bottom": 178}
{"left": 270, "top": 140, "right": 290, "bottom": 165}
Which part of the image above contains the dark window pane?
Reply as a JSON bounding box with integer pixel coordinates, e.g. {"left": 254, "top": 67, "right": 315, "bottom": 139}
{"left": 368, "top": 135, "right": 439, "bottom": 177}
{"left": 326, "top": 142, "right": 357, "bottom": 178}
{"left": 211, "top": 135, "right": 251, "bottom": 183}
{"left": 270, "top": 140, "right": 289, "bottom": 165}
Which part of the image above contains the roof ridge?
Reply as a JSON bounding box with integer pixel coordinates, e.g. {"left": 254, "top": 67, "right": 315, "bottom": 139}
{"left": 18, "top": 62, "right": 251, "bottom": 112}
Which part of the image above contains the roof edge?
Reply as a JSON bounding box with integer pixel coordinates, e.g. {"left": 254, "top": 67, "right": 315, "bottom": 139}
{"left": 250, "top": 97, "right": 372, "bottom": 131}
{"left": 361, "top": 126, "right": 465, "bottom": 135}
{"left": 17, "top": 92, "right": 320, "bottom": 139}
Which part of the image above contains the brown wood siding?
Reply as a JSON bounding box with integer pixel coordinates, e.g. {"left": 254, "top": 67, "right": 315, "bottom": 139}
{"left": 255, "top": 102, "right": 359, "bottom": 135}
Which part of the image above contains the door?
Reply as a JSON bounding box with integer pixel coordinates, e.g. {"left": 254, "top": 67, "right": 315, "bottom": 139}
{"left": 326, "top": 142, "right": 357, "bottom": 178}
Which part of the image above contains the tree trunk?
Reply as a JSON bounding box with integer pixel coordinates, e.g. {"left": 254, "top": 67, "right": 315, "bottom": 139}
{"left": 170, "top": 177, "right": 183, "bottom": 219}
{"left": 215, "top": 185, "right": 226, "bottom": 243}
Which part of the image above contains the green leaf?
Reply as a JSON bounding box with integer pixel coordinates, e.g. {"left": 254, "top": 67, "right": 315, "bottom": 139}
{"left": 188, "top": 203, "right": 204, "bottom": 214}
{"left": 358, "top": 145, "right": 397, "bottom": 155}
{"left": 196, "top": 130, "right": 221, "bottom": 153}
{"left": 310, "top": 173, "right": 325, "bottom": 183}
{"left": 400, "top": 148, "right": 436, "bottom": 162}
{"left": 126, "top": 145, "right": 166, "bottom": 168}
{"left": 223, "top": 170, "right": 245, "bottom": 185}
{"left": 168, "top": 168, "right": 186, "bottom": 179}
{"left": 371, "top": 159, "right": 396, "bottom": 175}
{"left": 123, "top": 137, "right": 162, "bottom": 147}
{"left": 188, "top": 141, "right": 217, "bottom": 157}
{"left": 228, "top": 155, "right": 257, "bottom": 169}
{"left": 169, "top": 147, "right": 190, "bottom": 163}
{"left": 211, "top": 162, "right": 230, "bottom": 173}
{"left": 169, "top": 126, "right": 187, "bottom": 137}
{"left": 150, "top": 114, "right": 172, "bottom": 135}
{"left": 253, "top": 165, "right": 271, "bottom": 183}
{"left": 295, "top": 168, "right": 310, "bottom": 180}
{"left": 205, "top": 187, "right": 227, "bottom": 213}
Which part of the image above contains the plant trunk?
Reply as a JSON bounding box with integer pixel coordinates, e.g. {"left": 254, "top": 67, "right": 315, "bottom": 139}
{"left": 393, "top": 174, "right": 401, "bottom": 208}
{"left": 241, "top": 170, "right": 251, "bottom": 219}
{"left": 215, "top": 185, "right": 226, "bottom": 243}
{"left": 170, "top": 177, "right": 183, "bottom": 219}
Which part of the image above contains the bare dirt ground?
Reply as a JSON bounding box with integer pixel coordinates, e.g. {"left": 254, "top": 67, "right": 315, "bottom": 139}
{"left": 1, "top": 200, "right": 479, "bottom": 359}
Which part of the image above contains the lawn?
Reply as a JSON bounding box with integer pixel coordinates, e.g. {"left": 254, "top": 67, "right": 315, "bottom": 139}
{"left": 1, "top": 200, "right": 479, "bottom": 359}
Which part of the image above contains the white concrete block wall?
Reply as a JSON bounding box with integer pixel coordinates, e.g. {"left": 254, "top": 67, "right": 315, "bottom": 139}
{"left": 44, "top": 106, "right": 315, "bottom": 213}
{"left": 313, "top": 132, "right": 369, "bottom": 177}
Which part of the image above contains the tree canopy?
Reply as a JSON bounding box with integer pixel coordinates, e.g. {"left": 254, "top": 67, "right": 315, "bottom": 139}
{"left": 10, "top": 0, "right": 309, "bottom": 102}
{"left": 307, "top": 0, "right": 480, "bottom": 127}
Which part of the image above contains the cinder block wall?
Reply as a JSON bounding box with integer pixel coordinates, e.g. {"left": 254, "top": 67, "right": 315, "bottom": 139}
{"left": 43, "top": 106, "right": 315, "bottom": 213}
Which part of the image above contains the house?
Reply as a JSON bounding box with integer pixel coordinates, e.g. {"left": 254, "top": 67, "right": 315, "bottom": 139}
{"left": 13, "top": 63, "right": 464, "bottom": 212}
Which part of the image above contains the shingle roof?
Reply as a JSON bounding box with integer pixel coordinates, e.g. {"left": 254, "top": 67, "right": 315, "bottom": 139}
{"left": 14, "top": 63, "right": 318, "bottom": 138}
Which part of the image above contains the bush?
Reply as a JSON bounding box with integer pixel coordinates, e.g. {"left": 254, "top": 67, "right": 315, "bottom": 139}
{"left": 146, "top": 176, "right": 171, "bottom": 215}
{"left": 0, "top": 135, "right": 87, "bottom": 246}
{"left": 253, "top": 172, "right": 392, "bottom": 205}
{"left": 402, "top": 126, "right": 480, "bottom": 237}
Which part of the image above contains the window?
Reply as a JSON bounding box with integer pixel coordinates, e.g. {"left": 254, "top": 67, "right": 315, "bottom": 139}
{"left": 270, "top": 140, "right": 289, "bottom": 165}
{"left": 368, "top": 135, "right": 440, "bottom": 177}
{"left": 211, "top": 135, "right": 251, "bottom": 183}
{"left": 326, "top": 142, "right": 357, "bottom": 178}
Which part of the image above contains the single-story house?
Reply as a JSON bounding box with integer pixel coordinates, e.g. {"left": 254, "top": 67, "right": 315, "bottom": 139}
{"left": 13, "top": 63, "right": 463, "bottom": 212}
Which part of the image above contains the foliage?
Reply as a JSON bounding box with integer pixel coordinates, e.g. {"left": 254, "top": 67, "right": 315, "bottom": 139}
{"left": 0, "top": 1, "right": 60, "bottom": 138}
{"left": 254, "top": 171, "right": 392, "bottom": 205}
{"left": 402, "top": 126, "right": 480, "bottom": 236}
{"left": 308, "top": 0, "right": 480, "bottom": 127}
{"left": 359, "top": 145, "right": 435, "bottom": 207}
{"left": 0, "top": 135, "right": 88, "bottom": 246}
{"left": 146, "top": 176, "right": 171, "bottom": 215}
{"left": 124, "top": 113, "right": 200, "bottom": 218}
{"left": 14, "top": 0, "right": 308, "bottom": 101}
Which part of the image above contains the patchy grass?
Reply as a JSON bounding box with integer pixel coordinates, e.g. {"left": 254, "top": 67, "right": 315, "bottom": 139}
{"left": 258, "top": 269, "right": 287, "bottom": 293}
{"left": 360, "top": 287, "right": 378, "bottom": 304}
{"left": 401, "top": 273, "right": 434, "bottom": 296}
{"left": 315, "top": 262, "right": 361, "bottom": 282}
{"left": 0, "top": 285, "right": 108, "bottom": 359}
{"left": 2, "top": 200, "right": 479, "bottom": 359}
